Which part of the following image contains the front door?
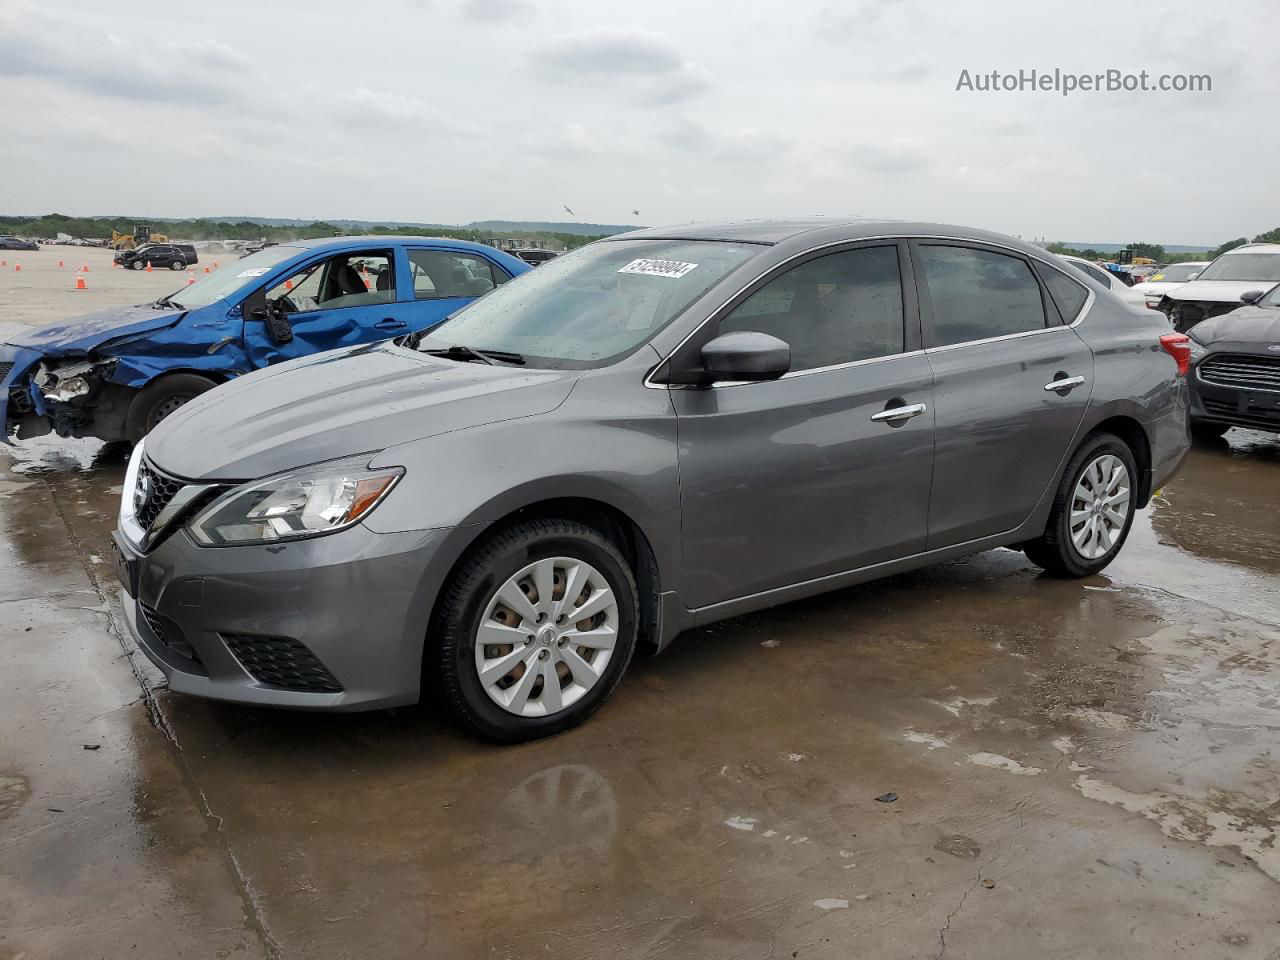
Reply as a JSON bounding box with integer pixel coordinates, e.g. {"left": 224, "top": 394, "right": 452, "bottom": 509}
{"left": 672, "top": 242, "right": 936, "bottom": 610}
{"left": 243, "top": 249, "right": 416, "bottom": 368}
{"left": 911, "top": 241, "right": 1095, "bottom": 547}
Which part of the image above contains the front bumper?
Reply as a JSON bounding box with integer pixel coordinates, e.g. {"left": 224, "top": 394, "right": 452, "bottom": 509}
{"left": 1189, "top": 364, "right": 1280, "bottom": 433}
{"left": 114, "top": 522, "right": 459, "bottom": 711}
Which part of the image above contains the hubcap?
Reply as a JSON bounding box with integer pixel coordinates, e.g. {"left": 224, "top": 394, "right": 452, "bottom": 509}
{"left": 1069, "top": 454, "right": 1130, "bottom": 560}
{"left": 474, "top": 556, "right": 618, "bottom": 718}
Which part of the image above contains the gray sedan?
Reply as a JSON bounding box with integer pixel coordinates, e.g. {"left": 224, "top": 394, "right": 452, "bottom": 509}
{"left": 113, "top": 219, "right": 1191, "bottom": 742}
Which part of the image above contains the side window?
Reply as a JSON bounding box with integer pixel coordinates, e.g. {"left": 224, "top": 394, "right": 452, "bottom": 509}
{"left": 919, "top": 245, "right": 1046, "bottom": 347}
{"left": 266, "top": 251, "right": 394, "bottom": 313}
{"left": 719, "top": 246, "right": 905, "bottom": 371}
{"left": 1037, "top": 264, "right": 1089, "bottom": 323}
{"left": 408, "top": 251, "right": 502, "bottom": 300}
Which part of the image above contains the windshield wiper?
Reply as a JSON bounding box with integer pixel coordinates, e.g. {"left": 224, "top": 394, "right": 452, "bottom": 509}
{"left": 423, "top": 344, "right": 526, "bottom": 366}
{"left": 153, "top": 296, "right": 184, "bottom": 310}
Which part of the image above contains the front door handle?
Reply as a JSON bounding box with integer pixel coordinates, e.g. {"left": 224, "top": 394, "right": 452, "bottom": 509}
{"left": 375, "top": 317, "right": 407, "bottom": 329}
{"left": 870, "top": 402, "right": 928, "bottom": 423}
{"left": 1043, "top": 375, "right": 1086, "bottom": 392}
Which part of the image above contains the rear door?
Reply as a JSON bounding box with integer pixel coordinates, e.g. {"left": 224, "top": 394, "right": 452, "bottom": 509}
{"left": 242, "top": 248, "right": 417, "bottom": 367}
{"left": 672, "top": 241, "right": 935, "bottom": 609}
{"left": 401, "top": 248, "right": 515, "bottom": 336}
{"left": 911, "top": 241, "right": 1095, "bottom": 548}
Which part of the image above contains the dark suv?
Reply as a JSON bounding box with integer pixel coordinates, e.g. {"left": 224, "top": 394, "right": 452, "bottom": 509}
{"left": 115, "top": 243, "right": 198, "bottom": 270}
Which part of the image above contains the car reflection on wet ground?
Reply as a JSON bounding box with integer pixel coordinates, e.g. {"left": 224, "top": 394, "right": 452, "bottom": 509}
{"left": 1, "top": 429, "right": 1278, "bottom": 959}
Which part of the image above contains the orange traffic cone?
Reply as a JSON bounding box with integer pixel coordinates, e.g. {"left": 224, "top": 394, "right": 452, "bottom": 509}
{"left": 75, "top": 275, "right": 87, "bottom": 290}
{"left": 203, "top": 265, "right": 210, "bottom": 273}
{"left": 146, "top": 262, "right": 152, "bottom": 272}
{"left": 14, "top": 263, "right": 21, "bottom": 272}
{"left": 81, "top": 263, "right": 89, "bottom": 272}
{"left": 0, "top": 259, "right": 6, "bottom": 267}
{"left": 284, "top": 279, "right": 293, "bottom": 291}
{"left": 57, "top": 259, "right": 65, "bottom": 267}
{"left": 213, "top": 260, "right": 219, "bottom": 268}
{"left": 186, "top": 271, "right": 195, "bottom": 286}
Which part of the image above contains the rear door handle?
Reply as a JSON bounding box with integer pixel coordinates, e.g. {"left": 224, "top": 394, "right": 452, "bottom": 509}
{"left": 375, "top": 317, "right": 407, "bottom": 329}
{"left": 1043, "top": 375, "right": 1086, "bottom": 392}
{"left": 870, "top": 402, "right": 928, "bottom": 423}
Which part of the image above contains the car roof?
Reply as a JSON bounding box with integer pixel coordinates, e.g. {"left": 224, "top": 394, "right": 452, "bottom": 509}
{"left": 286, "top": 235, "right": 507, "bottom": 256}
{"left": 602, "top": 218, "right": 1057, "bottom": 261}
{"left": 1223, "top": 243, "right": 1280, "bottom": 255}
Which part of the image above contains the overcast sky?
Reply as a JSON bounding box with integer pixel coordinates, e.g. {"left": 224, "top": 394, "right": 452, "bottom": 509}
{"left": 0, "top": 0, "right": 1275, "bottom": 244}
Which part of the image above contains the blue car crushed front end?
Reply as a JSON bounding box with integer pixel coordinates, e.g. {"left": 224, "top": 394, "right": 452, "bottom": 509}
{"left": 1, "top": 302, "right": 248, "bottom": 443}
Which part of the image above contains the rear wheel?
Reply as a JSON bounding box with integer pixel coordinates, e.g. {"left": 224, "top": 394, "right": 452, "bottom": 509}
{"left": 1024, "top": 433, "right": 1137, "bottom": 578}
{"left": 433, "top": 519, "right": 638, "bottom": 743}
{"left": 125, "top": 373, "right": 219, "bottom": 442}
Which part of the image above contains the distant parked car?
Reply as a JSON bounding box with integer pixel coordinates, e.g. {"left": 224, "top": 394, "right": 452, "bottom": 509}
{"left": 2, "top": 236, "right": 531, "bottom": 443}
{"left": 510, "top": 248, "right": 559, "bottom": 267}
{"left": 239, "top": 240, "right": 278, "bottom": 259}
{"left": 115, "top": 243, "right": 199, "bottom": 270}
{"left": 0, "top": 235, "right": 39, "bottom": 251}
{"left": 1130, "top": 262, "right": 1209, "bottom": 310}
{"left": 1162, "top": 243, "right": 1280, "bottom": 332}
{"left": 1184, "top": 283, "right": 1280, "bottom": 438}
{"left": 1059, "top": 255, "right": 1149, "bottom": 308}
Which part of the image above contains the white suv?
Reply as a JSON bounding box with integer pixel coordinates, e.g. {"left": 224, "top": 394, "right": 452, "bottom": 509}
{"left": 1162, "top": 243, "right": 1280, "bottom": 332}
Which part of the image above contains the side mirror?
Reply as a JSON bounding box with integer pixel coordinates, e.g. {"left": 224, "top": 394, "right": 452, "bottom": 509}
{"left": 1240, "top": 289, "right": 1265, "bottom": 304}
{"left": 242, "top": 287, "right": 294, "bottom": 345}
{"left": 700, "top": 331, "right": 790, "bottom": 383}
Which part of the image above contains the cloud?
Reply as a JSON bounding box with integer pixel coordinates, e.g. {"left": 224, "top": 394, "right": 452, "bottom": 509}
{"left": 459, "top": 0, "right": 534, "bottom": 22}
{"left": 530, "top": 27, "right": 712, "bottom": 103}
{"left": 0, "top": 3, "right": 250, "bottom": 105}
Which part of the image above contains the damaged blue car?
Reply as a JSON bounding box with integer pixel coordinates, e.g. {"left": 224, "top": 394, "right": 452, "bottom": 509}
{"left": 1, "top": 236, "right": 530, "bottom": 443}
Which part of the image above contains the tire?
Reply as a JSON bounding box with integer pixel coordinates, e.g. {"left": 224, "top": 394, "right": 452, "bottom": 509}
{"left": 131, "top": 260, "right": 144, "bottom": 270}
{"left": 1191, "top": 420, "right": 1230, "bottom": 440}
{"left": 169, "top": 260, "right": 183, "bottom": 271}
{"left": 433, "top": 518, "right": 638, "bottom": 743}
{"left": 1023, "top": 432, "right": 1138, "bottom": 578}
{"left": 125, "top": 373, "right": 219, "bottom": 442}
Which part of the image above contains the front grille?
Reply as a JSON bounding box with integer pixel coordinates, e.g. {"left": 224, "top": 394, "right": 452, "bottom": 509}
{"left": 1199, "top": 353, "right": 1280, "bottom": 393}
{"left": 136, "top": 459, "right": 185, "bottom": 530}
{"left": 139, "top": 602, "right": 202, "bottom": 664}
{"left": 222, "top": 634, "right": 343, "bottom": 693}
{"left": 0, "top": 362, "right": 12, "bottom": 384}
{"left": 1202, "top": 396, "right": 1280, "bottom": 429}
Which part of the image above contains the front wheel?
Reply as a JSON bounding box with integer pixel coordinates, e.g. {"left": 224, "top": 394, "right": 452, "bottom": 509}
{"left": 433, "top": 519, "right": 638, "bottom": 743}
{"left": 1024, "top": 433, "right": 1138, "bottom": 578}
{"left": 169, "top": 260, "right": 184, "bottom": 271}
{"left": 130, "top": 260, "right": 144, "bottom": 270}
{"left": 125, "top": 373, "right": 219, "bottom": 442}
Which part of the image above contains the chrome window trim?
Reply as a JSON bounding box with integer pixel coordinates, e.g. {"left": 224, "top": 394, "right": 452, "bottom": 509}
{"left": 643, "top": 234, "right": 1095, "bottom": 390}
{"left": 706, "top": 349, "right": 928, "bottom": 389}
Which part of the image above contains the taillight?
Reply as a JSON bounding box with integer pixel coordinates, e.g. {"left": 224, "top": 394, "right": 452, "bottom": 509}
{"left": 1159, "top": 333, "right": 1191, "bottom": 377}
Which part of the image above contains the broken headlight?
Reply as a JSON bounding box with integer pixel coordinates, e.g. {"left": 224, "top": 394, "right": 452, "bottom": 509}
{"left": 187, "top": 455, "right": 403, "bottom": 546}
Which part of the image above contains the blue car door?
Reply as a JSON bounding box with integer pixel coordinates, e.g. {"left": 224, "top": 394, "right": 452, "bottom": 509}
{"left": 242, "top": 247, "right": 419, "bottom": 368}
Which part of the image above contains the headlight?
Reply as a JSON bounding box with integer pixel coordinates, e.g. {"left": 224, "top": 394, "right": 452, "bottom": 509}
{"left": 187, "top": 454, "right": 403, "bottom": 546}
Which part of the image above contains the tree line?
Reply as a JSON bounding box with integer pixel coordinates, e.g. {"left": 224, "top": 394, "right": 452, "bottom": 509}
{"left": 0, "top": 213, "right": 605, "bottom": 250}
{"left": 1048, "top": 226, "right": 1280, "bottom": 263}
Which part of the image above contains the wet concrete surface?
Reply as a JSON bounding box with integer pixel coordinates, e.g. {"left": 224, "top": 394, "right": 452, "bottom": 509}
{"left": 2, "top": 429, "right": 1279, "bottom": 959}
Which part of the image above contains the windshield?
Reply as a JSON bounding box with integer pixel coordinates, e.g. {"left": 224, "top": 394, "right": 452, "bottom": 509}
{"left": 1195, "top": 253, "right": 1280, "bottom": 283}
{"left": 159, "top": 245, "right": 302, "bottom": 309}
{"left": 422, "top": 239, "right": 761, "bottom": 367}
{"left": 1150, "top": 263, "right": 1204, "bottom": 282}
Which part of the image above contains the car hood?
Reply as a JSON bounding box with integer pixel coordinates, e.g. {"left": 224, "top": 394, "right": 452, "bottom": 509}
{"left": 145, "top": 343, "right": 580, "bottom": 480}
{"left": 1130, "top": 280, "right": 1183, "bottom": 295}
{"left": 1165, "top": 280, "right": 1276, "bottom": 305}
{"left": 1188, "top": 305, "right": 1280, "bottom": 347}
{"left": 0, "top": 304, "right": 185, "bottom": 356}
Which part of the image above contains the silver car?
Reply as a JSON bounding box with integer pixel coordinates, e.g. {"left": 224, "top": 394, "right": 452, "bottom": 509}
{"left": 112, "top": 219, "right": 1191, "bottom": 742}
